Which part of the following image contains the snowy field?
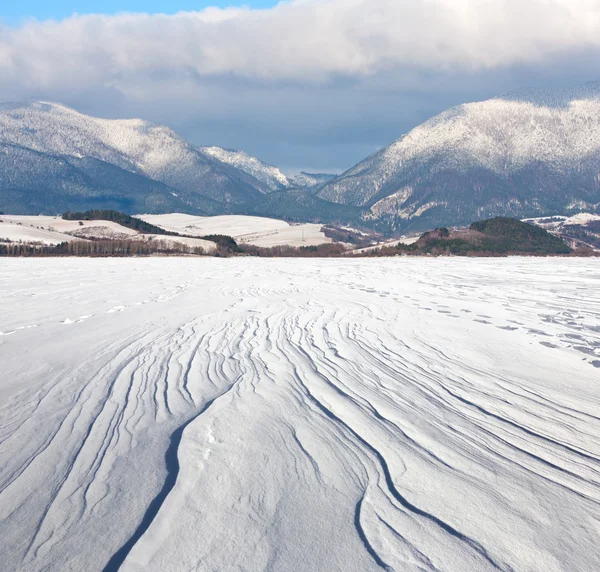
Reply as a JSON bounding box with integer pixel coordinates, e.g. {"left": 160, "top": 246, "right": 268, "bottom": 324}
{"left": 0, "top": 216, "right": 216, "bottom": 251}
{"left": 138, "top": 214, "right": 331, "bottom": 247}
{"left": 0, "top": 216, "right": 139, "bottom": 244}
{"left": 1, "top": 258, "right": 599, "bottom": 572}
{"left": 0, "top": 221, "right": 83, "bottom": 245}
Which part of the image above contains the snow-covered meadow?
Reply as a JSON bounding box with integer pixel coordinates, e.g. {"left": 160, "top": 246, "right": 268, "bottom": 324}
{"left": 1, "top": 258, "right": 599, "bottom": 571}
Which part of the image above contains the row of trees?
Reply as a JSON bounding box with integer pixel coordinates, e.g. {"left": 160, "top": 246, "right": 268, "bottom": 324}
{"left": 240, "top": 243, "right": 347, "bottom": 257}
{"left": 0, "top": 240, "right": 207, "bottom": 257}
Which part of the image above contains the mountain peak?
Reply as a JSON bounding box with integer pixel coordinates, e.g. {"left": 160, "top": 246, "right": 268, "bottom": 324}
{"left": 0, "top": 101, "right": 274, "bottom": 215}
{"left": 198, "top": 145, "right": 291, "bottom": 191}
{"left": 317, "top": 81, "right": 600, "bottom": 232}
{"left": 498, "top": 80, "right": 600, "bottom": 107}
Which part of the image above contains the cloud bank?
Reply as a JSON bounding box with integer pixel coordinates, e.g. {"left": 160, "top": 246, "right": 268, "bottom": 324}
{"left": 2, "top": 0, "right": 600, "bottom": 170}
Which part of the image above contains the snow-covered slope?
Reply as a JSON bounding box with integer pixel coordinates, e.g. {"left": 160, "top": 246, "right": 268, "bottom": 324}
{"left": 318, "top": 81, "right": 600, "bottom": 231}
{"left": 525, "top": 212, "right": 600, "bottom": 250}
{"left": 0, "top": 222, "right": 82, "bottom": 245}
{"left": 0, "top": 102, "right": 269, "bottom": 213}
{"left": 1, "top": 258, "right": 599, "bottom": 571}
{"left": 2, "top": 215, "right": 140, "bottom": 236}
{"left": 138, "top": 213, "right": 331, "bottom": 247}
{"left": 290, "top": 171, "right": 337, "bottom": 189}
{"left": 0, "top": 214, "right": 218, "bottom": 251}
{"left": 195, "top": 150, "right": 338, "bottom": 193}
{"left": 199, "top": 146, "right": 291, "bottom": 191}
{"left": 0, "top": 215, "right": 141, "bottom": 243}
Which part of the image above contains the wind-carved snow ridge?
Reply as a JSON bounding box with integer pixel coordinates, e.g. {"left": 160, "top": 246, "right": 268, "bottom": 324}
{"left": 0, "top": 258, "right": 599, "bottom": 571}
{"left": 103, "top": 386, "right": 237, "bottom": 572}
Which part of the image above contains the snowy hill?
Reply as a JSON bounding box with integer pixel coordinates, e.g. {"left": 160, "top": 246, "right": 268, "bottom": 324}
{"left": 199, "top": 146, "right": 291, "bottom": 191}
{"left": 525, "top": 213, "right": 600, "bottom": 250}
{"left": 317, "top": 81, "right": 600, "bottom": 232}
{"left": 0, "top": 102, "right": 272, "bottom": 214}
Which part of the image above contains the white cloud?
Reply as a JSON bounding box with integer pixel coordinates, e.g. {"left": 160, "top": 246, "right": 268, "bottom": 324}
{"left": 1, "top": 0, "right": 600, "bottom": 94}
{"left": 1, "top": 0, "right": 600, "bottom": 170}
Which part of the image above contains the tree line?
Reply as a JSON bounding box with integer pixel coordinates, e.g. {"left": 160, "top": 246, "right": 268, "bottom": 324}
{"left": 0, "top": 239, "right": 207, "bottom": 257}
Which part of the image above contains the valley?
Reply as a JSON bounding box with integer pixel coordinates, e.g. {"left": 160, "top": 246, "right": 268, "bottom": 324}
{"left": 3, "top": 81, "right": 600, "bottom": 233}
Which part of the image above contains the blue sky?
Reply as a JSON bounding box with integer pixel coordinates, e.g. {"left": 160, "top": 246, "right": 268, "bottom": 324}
{"left": 2, "top": 1, "right": 278, "bottom": 23}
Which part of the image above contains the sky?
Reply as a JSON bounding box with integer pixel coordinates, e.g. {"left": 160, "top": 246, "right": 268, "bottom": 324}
{"left": 2, "top": 0, "right": 600, "bottom": 173}
{"left": 2, "top": 2, "right": 278, "bottom": 23}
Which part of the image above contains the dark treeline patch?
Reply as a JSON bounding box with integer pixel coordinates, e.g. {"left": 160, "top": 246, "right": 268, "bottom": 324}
{"left": 352, "top": 217, "right": 578, "bottom": 257}
{"left": 62, "top": 210, "right": 178, "bottom": 236}
{"left": 321, "top": 225, "right": 376, "bottom": 247}
{"left": 201, "top": 235, "right": 242, "bottom": 255}
{"left": 0, "top": 239, "right": 206, "bottom": 257}
{"left": 240, "top": 243, "right": 347, "bottom": 257}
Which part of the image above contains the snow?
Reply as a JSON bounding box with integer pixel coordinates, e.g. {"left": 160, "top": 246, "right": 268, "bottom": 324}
{"left": 1, "top": 215, "right": 140, "bottom": 237}
{"left": 236, "top": 223, "right": 330, "bottom": 247}
{"left": 562, "top": 213, "right": 600, "bottom": 226}
{"left": 319, "top": 81, "right": 600, "bottom": 206}
{"left": 350, "top": 236, "right": 421, "bottom": 254}
{"left": 138, "top": 214, "right": 331, "bottom": 247}
{"left": 0, "top": 215, "right": 217, "bottom": 250}
{"left": 199, "top": 146, "right": 290, "bottom": 191}
{"left": 138, "top": 213, "right": 289, "bottom": 236}
{"left": 290, "top": 171, "right": 337, "bottom": 188}
{"left": 0, "top": 102, "right": 271, "bottom": 201}
{"left": 0, "top": 102, "right": 192, "bottom": 175}
{"left": 524, "top": 213, "right": 600, "bottom": 250}
{"left": 137, "top": 234, "right": 217, "bottom": 252}
{"left": 1, "top": 258, "right": 599, "bottom": 572}
{"left": 0, "top": 215, "right": 141, "bottom": 244}
{"left": 0, "top": 221, "right": 82, "bottom": 245}
{"left": 524, "top": 213, "right": 600, "bottom": 230}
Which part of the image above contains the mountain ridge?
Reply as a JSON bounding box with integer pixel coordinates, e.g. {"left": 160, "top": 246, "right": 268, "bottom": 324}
{"left": 0, "top": 101, "right": 272, "bottom": 212}
{"left": 3, "top": 85, "right": 600, "bottom": 232}
{"left": 317, "top": 80, "right": 600, "bottom": 231}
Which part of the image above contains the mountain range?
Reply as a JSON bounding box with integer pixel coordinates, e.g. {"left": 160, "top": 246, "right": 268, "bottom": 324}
{"left": 317, "top": 81, "right": 600, "bottom": 231}
{"left": 2, "top": 82, "right": 600, "bottom": 232}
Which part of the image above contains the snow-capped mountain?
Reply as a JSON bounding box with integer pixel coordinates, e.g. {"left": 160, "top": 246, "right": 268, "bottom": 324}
{"left": 0, "top": 102, "right": 272, "bottom": 214}
{"left": 198, "top": 146, "right": 291, "bottom": 191}
{"left": 317, "top": 81, "right": 600, "bottom": 231}
{"left": 290, "top": 172, "right": 337, "bottom": 189}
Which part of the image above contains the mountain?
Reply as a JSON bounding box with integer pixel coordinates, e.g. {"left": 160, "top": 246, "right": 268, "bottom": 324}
{"left": 234, "top": 189, "right": 364, "bottom": 223}
{"left": 0, "top": 102, "right": 272, "bottom": 214}
{"left": 317, "top": 81, "right": 600, "bottom": 232}
{"left": 198, "top": 146, "right": 291, "bottom": 191}
{"left": 195, "top": 151, "right": 338, "bottom": 192}
{"left": 0, "top": 142, "right": 220, "bottom": 215}
{"left": 290, "top": 172, "right": 337, "bottom": 189}
{"left": 0, "top": 101, "right": 361, "bottom": 225}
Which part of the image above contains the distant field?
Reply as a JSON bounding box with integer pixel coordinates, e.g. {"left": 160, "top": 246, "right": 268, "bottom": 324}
{"left": 0, "top": 220, "right": 82, "bottom": 245}
{"left": 0, "top": 214, "right": 332, "bottom": 250}
{"left": 0, "top": 215, "right": 215, "bottom": 252}
{"left": 138, "top": 213, "right": 331, "bottom": 247}
{"left": 0, "top": 215, "right": 139, "bottom": 244}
